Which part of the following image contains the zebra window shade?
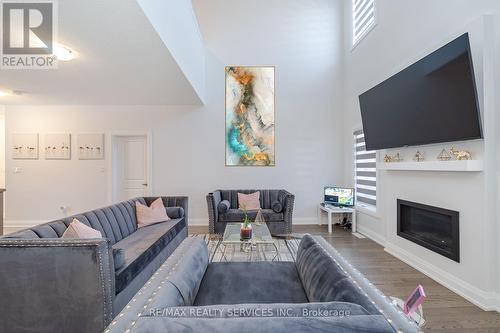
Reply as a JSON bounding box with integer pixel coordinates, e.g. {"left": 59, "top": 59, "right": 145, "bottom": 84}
{"left": 352, "top": 0, "right": 376, "bottom": 46}
{"left": 354, "top": 130, "right": 377, "bottom": 208}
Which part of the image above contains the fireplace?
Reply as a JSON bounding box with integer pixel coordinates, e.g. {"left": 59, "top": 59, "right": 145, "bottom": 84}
{"left": 397, "top": 199, "right": 459, "bottom": 262}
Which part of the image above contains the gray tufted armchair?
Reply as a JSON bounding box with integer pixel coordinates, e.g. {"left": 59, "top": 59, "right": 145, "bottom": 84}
{"left": 206, "top": 189, "right": 294, "bottom": 237}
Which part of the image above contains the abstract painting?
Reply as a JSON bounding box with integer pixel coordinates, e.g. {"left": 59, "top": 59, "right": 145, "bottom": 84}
{"left": 225, "top": 66, "right": 275, "bottom": 166}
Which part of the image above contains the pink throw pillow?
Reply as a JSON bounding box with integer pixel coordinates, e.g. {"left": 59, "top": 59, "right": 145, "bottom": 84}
{"left": 238, "top": 192, "right": 261, "bottom": 210}
{"left": 62, "top": 218, "right": 102, "bottom": 239}
{"left": 136, "top": 198, "right": 170, "bottom": 228}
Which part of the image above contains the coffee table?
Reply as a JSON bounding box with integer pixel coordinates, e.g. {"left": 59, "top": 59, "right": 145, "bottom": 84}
{"left": 215, "top": 223, "right": 280, "bottom": 262}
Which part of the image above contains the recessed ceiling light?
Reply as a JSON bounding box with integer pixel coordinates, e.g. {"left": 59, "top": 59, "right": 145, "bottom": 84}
{"left": 54, "top": 44, "right": 77, "bottom": 61}
{"left": 0, "top": 90, "right": 22, "bottom": 97}
{"left": 0, "top": 90, "right": 11, "bottom": 97}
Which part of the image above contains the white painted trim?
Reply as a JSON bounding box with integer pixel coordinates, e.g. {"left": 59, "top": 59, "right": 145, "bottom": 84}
{"left": 4, "top": 220, "right": 45, "bottom": 226}
{"left": 107, "top": 131, "right": 153, "bottom": 205}
{"left": 385, "top": 242, "right": 500, "bottom": 312}
{"left": 377, "top": 160, "right": 484, "bottom": 172}
{"left": 293, "top": 217, "right": 319, "bottom": 225}
{"left": 189, "top": 218, "right": 208, "bottom": 226}
{"left": 357, "top": 224, "right": 386, "bottom": 246}
{"left": 3, "top": 220, "right": 45, "bottom": 234}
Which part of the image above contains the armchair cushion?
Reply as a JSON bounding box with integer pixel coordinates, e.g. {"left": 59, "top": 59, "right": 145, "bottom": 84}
{"left": 271, "top": 200, "right": 283, "bottom": 213}
{"left": 217, "top": 200, "right": 230, "bottom": 214}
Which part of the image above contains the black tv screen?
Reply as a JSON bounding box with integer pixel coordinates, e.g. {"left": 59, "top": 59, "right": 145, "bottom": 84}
{"left": 359, "top": 33, "right": 482, "bottom": 150}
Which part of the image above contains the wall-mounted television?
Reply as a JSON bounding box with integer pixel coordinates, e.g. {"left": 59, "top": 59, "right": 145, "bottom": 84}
{"left": 358, "top": 33, "right": 482, "bottom": 150}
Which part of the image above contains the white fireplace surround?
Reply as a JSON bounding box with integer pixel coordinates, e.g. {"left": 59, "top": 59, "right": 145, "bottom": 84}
{"left": 343, "top": 11, "right": 500, "bottom": 313}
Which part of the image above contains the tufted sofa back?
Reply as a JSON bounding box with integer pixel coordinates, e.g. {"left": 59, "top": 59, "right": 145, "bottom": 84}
{"left": 4, "top": 198, "right": 148, "bottom": 245}
{"left": 219, "top": 189, "right": 284, "bottom": 210}
{"left": 295, "top": 235, "right": 380, "bottom": 314}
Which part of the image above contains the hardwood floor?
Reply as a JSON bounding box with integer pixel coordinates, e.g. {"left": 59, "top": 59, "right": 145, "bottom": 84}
{"left": 190, "top": 224, "right": 500, "bottom": 333}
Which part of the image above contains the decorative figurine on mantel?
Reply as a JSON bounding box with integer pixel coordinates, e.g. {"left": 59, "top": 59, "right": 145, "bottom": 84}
{"left": 392, "top": 152, "right": 403, "bottom": 162}
{"left": 384, "top": 154, "right": 393, "bottom": 163}
{"left": 254, "top": 209, "right": 265, "bottom": 226}
{"left": 437, "top": 148, "right": 452, "bottom": 161}
{"left": 413, "top": 151, "right": 424, "bottom": 162}
{"left": 449, "top": 146, "right": 472, "bottom": 160}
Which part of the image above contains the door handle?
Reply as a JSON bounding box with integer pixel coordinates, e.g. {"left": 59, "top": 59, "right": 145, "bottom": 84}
{"left": 142, "top": 183, "right": 148, "bottom": 186}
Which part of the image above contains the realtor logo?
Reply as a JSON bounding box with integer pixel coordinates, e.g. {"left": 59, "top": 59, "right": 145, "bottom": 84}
{"left": 1, "top": 0, "right": 58, "bottom": 69}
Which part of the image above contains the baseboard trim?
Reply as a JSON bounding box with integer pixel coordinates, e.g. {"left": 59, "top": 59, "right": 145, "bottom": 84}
{"left": 385, "top": 242, "right": 500, "bottom": 312}
{"left": 293, "top": 217, "right": 318, "bottom": 225}
{"left": 356, "top": 225, "right": 386, "bottom": 246}
{"left": 189, "top": 218, "right": 208, "bottom": 226}
{"left": 3, "top": 220, "right": 45, "bottom": 234}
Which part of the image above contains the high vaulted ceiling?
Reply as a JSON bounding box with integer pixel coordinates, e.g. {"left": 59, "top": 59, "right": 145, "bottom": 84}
{"left": 0, "top": 0, "right": 203, "bottom": 105}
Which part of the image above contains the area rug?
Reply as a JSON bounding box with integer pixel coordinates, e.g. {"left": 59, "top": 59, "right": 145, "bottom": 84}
{"left": 190, "top": 234, "right": 304, "bottom": 262}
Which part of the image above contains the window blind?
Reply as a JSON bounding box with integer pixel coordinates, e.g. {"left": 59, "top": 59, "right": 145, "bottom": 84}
{"left": 352, "top": 0, "right": 376, "bottom": 45}
{"left": 354, "top": 129, "right": 376, "bottom": 208}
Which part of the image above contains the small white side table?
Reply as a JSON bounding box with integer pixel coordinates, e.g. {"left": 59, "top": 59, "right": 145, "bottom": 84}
{"left": 318, "top": 204, "right": 357, "bottom": 234}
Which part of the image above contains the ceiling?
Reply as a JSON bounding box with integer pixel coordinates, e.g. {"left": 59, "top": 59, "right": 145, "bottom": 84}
{"left": 0, "top": 0, "right": 202, "bottom": 105}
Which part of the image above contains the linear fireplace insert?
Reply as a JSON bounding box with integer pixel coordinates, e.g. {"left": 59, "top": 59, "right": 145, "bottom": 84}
{"left": 397, "top": 199, "right": 459, "bottom": 262}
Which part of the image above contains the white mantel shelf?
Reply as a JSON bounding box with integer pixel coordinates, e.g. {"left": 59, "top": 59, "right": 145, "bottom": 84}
{"left": 377, "top": 160, "right": 484, "bottom": 172}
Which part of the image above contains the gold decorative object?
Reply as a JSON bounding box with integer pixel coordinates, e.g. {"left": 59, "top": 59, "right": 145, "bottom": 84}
{"left": 254, "top": 209, "right": 265, "bottom": 226}
{"left": 449, "top": 146, "right": 472, "bottom": 160}
{"left": 392, "top": 153, "right": 403, "bottom": 162}
{"left": 413, "top": 151, "right": 424, "bottom": 162}
{"left": 384, "top": 154, "right": 393, "bottom": 163}
{"left": 437, "top": 149, "right": 452, "bottom": 161}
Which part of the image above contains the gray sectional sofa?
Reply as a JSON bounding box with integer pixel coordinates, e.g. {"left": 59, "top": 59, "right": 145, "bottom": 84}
{"left": 206, "top": 189, "right": 294, "bottom": 236}
{"left": 0, "top": 196, "right": 188, "bottom": 333}
{"left": 107, "top": 235, "right": 420, "bottom": 333}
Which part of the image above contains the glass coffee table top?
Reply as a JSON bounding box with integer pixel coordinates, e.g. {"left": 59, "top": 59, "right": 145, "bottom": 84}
{"left": 222, "top": 223, "right": 274, "bottom": 244}
{"left": 214, "top": 223, "right": 279, "bottom": 262}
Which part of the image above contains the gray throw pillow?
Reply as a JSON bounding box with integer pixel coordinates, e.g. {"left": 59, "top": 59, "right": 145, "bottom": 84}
{"left": 166, "top": 207, "right": 185, "bottom": 219}
{"left": 271, "top": 200, "right": 283, "bottom": 213}
{"left": 218, "top": 200, "right": 231, "bottom": 213}
{"left": 113, "top": 248, "right": 126, "bottom": 271}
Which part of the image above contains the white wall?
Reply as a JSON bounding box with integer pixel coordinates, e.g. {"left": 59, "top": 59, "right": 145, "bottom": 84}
{"left": 342, "top": 0, "right": 500, "bottom": 310}
{"left": 0, "top": 106, "right": 5, "bottom": 188}
{"left": 4, "top": 0, "right": 344, "bottom": 230}
{"left": 494, "top": 11, "right": 500, "bottom": 305}
{"left": 137, "top": 0, "right": 206, "bottom": 102}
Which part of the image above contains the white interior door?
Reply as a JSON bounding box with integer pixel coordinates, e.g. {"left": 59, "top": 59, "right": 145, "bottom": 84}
{"left": 113, "top": 135, "right": 149, "bottom": 202}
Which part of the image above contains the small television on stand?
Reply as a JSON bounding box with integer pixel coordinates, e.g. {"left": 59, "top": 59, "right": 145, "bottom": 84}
{"left": 324, "top": 186, "right": 354, "bottom": 208}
